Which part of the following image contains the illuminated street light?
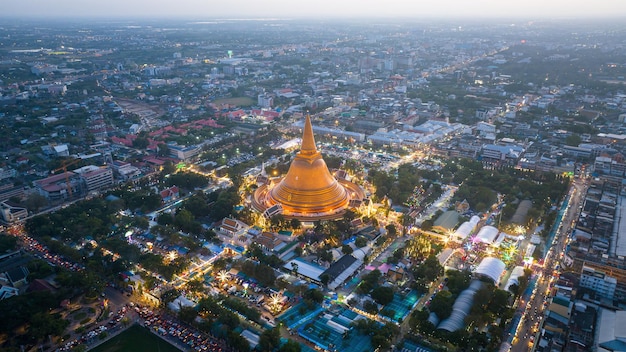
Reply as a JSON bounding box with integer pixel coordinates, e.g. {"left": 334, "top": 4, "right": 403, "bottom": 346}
{"left": 269, "top": 293, "right": 282, "bottom": 314}
{"left": 168, "top": 250, "right": 178, "bottom": 262}
{"left": 217, "top": 270, "right": 229, "bottom": 283}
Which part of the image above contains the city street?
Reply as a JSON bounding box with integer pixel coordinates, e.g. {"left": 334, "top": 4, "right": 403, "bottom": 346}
{"left": 510, "top": 177, "right": 587, "bottom": 352}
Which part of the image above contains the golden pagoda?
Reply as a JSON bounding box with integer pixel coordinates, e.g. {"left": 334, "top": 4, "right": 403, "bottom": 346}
{"left": 252, "top": 115, "right": 364, "bottom": 220}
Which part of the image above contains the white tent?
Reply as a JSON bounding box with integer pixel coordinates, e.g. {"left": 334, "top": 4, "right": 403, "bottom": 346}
{"left": 438, "top": 280, "right": 483, "bottom": 332}
{"left": 475, "top": 226, "right": 499, "bottom": 244}
{"left": 474, "top": 257, "right": 506, "bottom": 284}
{"left": 504, "top": 266, "right": 526, "bottom": 291}
{"left": 167, "top": 295, "right": 195, "bottom": 312}
{"left": 454, "top": 222, "right": 475, "bottom": 240}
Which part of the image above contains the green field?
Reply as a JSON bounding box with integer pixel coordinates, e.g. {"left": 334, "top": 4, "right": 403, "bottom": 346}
{"left": 212, "top": 96, "right": 255, "bottom": 106}
{"left": 90, "top": 325, "right": 181, "bottom": 352}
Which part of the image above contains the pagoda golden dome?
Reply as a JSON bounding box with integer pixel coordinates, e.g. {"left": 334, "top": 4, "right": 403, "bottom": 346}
{"left": 268, "top": 115, "right": 348, "bottom": 214}
{"left": 252, "top": 115, "right": 364, "bottom": 220}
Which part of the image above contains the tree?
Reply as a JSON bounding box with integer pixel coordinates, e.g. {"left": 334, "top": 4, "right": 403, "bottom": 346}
{"left": 445, "top": 269, "right": 472, "bottom": 295}
{"left": 290, "top": 218, "right": 302, "bottom": 230}
{"left": 371, "top": 323, "right": 399, "bottom": 350}
{"left": 218, "top": 310, "right": 240, "bottom": 330}
{"left": 133, "top": 216, "right": 150, "bottom": 230}
{"left": 72, "top": 344, "right": 88, "bottom": 352}
{"left": 320, "top": 273, "right": 330, "bottom": 286}
{"left": 178, "top": 306, "right": 198, "bottom": 324}
{"left": 209, "top": 187, "right": 239, "bottom": 220}
{"left": 185, "top": 279, "right": 204, "bottom": 294}
{"left": 227, "top": 331, "right": 251, "bottom": 352}
{"left": 156, "top": 213, "right": 174, "bottom": 226}
{"left": 429, "top": 290, "right": 453, "bottom": 319}
{"left": 25, "top": 193, "right": 48, "bottom": 212}
{"left": 28, "top": 312, "right": 69, "bottom": 340}
{"left": 412, "top": 255, "right": 443, "bottom": 283}
{"left": 421, "top": 219, "right": 434, "bottom": 231}
{"left": 157, "top": 143, "right": 171, "bottom": 157}
{"left": 355, "top": 236, "right": 367, "bottom": 248}
{"left": 405, "top": 236, "right": 431, "bottom": 259}
{"left": 0, "top": 235, "right": 18, "bottom": 253}
{"left": 489, "top": 289, "right": 511, "bottom": 316}
{"left": 270, "top": 214, "right": 285, "bottom": 229}
{"left": 166, "top": 172, "right": 211, "bottom": 190}
{"left": 371, "top": 286, "right": 395, "bottom": 305}
{"left": 174, "top": 208, "right": 199, "bottom": 233}
{"left": 132, "top": 136, "right": 149, "bottom": 149}
{"left": 371, "top": 334, "right": 390, "bottom": 350}
{"left": 160, "top": 289, "right": 180, "bottom": 306}
{"left": 302, "top": 288, "right": 324, "bottom": 303}
{"left": 258, "top": 328, "right": 281, "bottom": 352}
{"left": 279, "top": 339, "right": 302, "bottom": 352}
{"left": 363, "top": 300, "right": 378, "bottom": 314}
{"left": 385, "top": 224, "right": 397, "bottom": 237}
{"left": 162, "top": 161, "right": 176, "bottom": 175}
{"left": 565, "top": 134, "right": 582, "bottom": 146}
{"left": 26, "top": 258, "right": 54, "bottom": 280}
{"left": 221, "top": 297, "right": 260, "bottom": 322}
{"left": 318, "top": 249, "right": 333, "bottom": 263}
{"left": 241, "top": 261, "right": 276, "bottom": 287}
{"left": 341, "top": 244, "right": 353, "bottom": 255}
{"left": 356, "top": 269, "right": 381, "bottom": 295}
{"left": 183, "top": 193, "right": 210, "bottom": 218}
{"left": 514, "top": 274, "right": 529, "bottom": 297}
{"left": 472, "top": 286, "right": 494, "bottom": 316}
{"left": 389, "top": 247, "right": 405, "bottom": 264}
{"left": 409, "top": 309, "right": 429, "bottom": 333}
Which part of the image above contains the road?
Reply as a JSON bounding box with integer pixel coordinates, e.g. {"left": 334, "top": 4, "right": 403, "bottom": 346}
{"left": 510, "top": 177, "right": 587, "bottom": 352}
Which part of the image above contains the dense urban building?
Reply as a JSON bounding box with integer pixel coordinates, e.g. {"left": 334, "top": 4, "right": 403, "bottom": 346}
{"left": 0, "top": 14, "right": 626, "bottom": 352}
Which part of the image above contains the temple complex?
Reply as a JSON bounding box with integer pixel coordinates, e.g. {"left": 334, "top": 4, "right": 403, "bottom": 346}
{"left": 252, "top": 116, "right": 364, "bottom": 220}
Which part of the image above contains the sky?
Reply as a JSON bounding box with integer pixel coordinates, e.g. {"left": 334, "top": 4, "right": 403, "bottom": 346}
{"left": 2, "top": 0, "right": 626, "bottom": 19}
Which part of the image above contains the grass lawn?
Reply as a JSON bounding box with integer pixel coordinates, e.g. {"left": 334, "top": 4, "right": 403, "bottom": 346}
{"left": 73, "top": 311, "right": 87, "bottom": 321}
{"left": 91, "top": 325, "right": 180, "bottom": 352}
{"left": 212, "top": 96, "right": 255, "bottom": 106}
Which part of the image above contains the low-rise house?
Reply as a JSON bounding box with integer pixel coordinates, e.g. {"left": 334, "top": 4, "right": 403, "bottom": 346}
{"left": 160, "top": 186, "right": 180, "bottom": 203}
{"left": 217, "top": 218, "right": 250, "bottom": 238}
{"left": 253, "top": 232, "right": 285, "bottom": 253}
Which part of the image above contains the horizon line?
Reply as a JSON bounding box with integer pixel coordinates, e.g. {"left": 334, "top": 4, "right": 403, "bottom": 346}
{"left": 1, "top": 14, "right": 626, "bottom": 22}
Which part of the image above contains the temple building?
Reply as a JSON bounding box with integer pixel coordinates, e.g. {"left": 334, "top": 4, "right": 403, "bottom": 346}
{"left": 253, "top": 116, "right": 364, "bottom": 220}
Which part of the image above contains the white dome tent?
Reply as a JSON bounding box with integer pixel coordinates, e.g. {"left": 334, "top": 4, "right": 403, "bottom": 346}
{"left": 474, "top": 257, "right": 506, "bottom": 284}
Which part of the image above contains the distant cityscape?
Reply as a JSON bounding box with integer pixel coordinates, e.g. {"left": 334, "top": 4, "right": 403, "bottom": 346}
{"left": 0, "top": 18, "right": 625, "bottom": 352}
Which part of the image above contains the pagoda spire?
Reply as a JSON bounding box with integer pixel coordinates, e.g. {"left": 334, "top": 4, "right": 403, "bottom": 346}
{"left": 300, "top": 114, "right": 317, "bottom": 155}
